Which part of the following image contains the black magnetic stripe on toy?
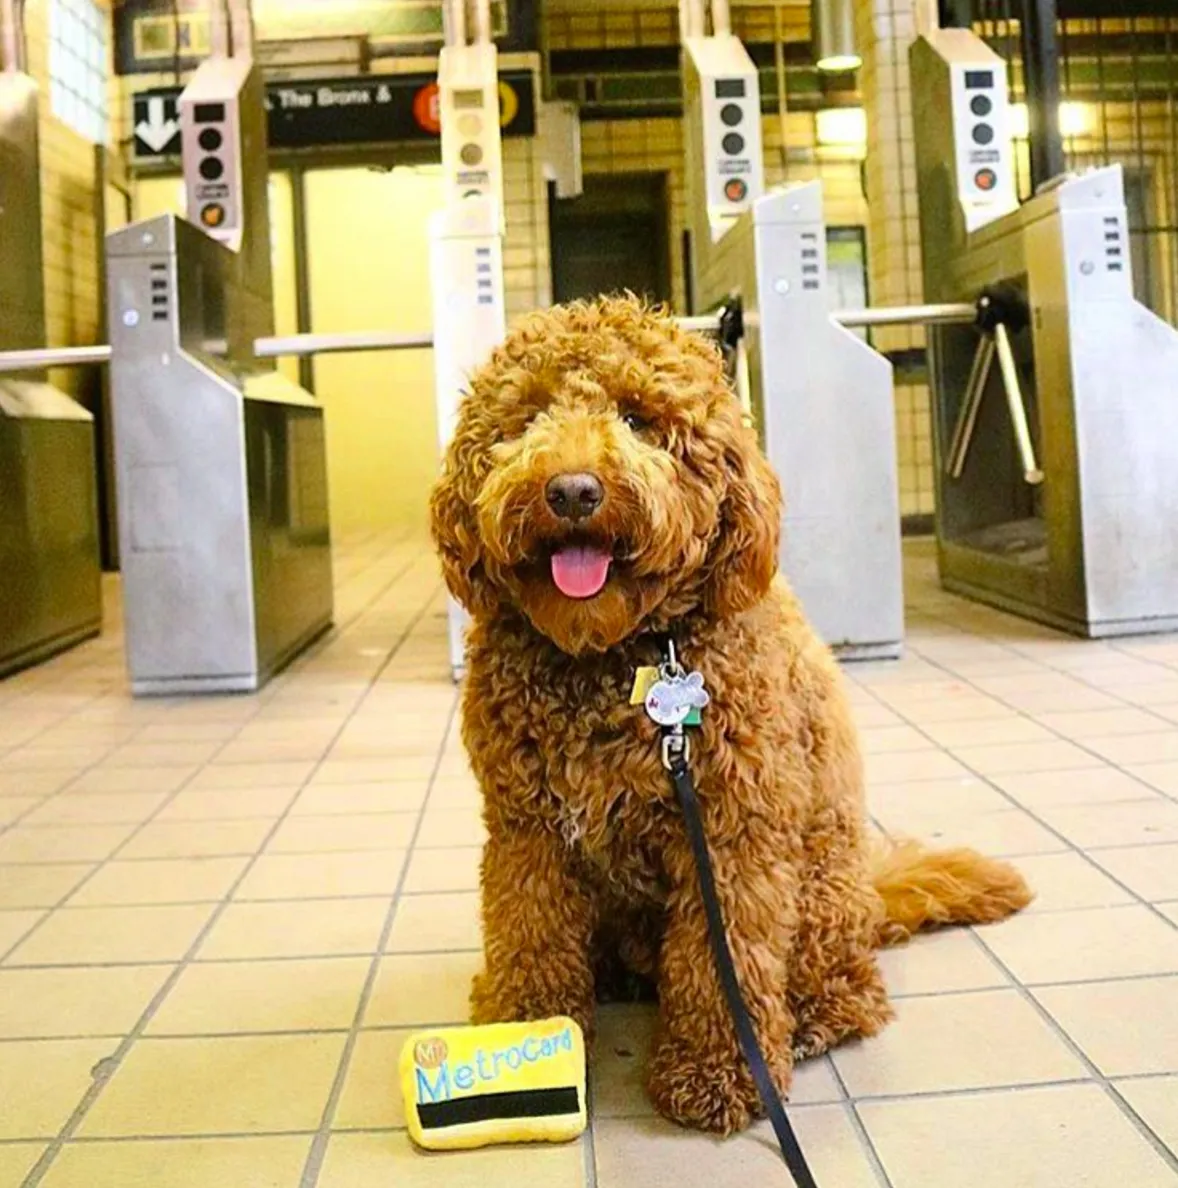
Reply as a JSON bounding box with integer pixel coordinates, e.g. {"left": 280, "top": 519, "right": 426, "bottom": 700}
{"left": 417, "top": 1087, "right": 581, "bottom": 1130}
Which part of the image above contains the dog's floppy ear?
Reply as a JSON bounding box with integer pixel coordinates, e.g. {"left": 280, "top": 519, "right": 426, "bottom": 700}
{"left": 701, "top": 422, "right": 782, "bottom": 619}
{"left": 429, "top": 418, "right": 495, "bottom": 617}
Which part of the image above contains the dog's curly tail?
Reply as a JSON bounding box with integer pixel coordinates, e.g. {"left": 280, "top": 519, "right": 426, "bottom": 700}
{"left": 871, "top": 839, "right": 1033, "bottom": 948}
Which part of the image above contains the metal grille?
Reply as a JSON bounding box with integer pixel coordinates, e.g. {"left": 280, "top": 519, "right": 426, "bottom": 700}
{"left": 971, "top": 1, "right": 1178, "bottom": 324}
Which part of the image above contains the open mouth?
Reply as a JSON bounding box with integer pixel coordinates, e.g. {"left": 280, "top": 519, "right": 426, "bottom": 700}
{"left": 550, "top": 542, "right": 613, "bottom": 599}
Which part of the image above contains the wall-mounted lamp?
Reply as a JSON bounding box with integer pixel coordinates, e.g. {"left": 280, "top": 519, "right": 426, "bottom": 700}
{"left": 813, "top": 0, "right": 861, "bottom": 73}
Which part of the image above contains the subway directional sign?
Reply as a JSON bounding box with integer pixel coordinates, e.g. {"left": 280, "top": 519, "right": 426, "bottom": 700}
{"left": 132, "top": 70, "right": 536, "bottom": 160}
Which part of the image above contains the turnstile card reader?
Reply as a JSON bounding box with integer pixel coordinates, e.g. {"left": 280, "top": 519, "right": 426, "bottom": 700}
{"left": 682, "top": 34, "right": 764, "bottom": 246}
{"left": 438, "top": 40, "right": 504, "bottom": 220}
{"left": 107, "top": 215, "right": 332, "bottom": 695}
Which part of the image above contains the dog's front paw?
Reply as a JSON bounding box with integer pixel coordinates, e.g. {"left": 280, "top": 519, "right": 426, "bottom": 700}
{"left": 647, "top": 1038, "right": 792, "bottom": 1135}
{"left": 470, "top": 970, "right": 594, "bottom": 1037}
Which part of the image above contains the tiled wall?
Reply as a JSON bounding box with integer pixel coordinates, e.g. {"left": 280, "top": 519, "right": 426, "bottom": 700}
{"left": 23, "top": 0, "right": 110, "bottom": 400}
{"left": 857, "top": 0, "right": 933, "bottom": 519}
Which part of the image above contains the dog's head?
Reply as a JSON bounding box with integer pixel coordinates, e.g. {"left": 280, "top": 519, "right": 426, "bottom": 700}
{"left": 430, "top": 296, "right": 781, "bottom": 654}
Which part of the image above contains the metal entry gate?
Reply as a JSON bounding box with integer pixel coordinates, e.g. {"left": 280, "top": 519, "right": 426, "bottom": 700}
{"left": 963, "top": 0, "right": 1178, "bottom": 326}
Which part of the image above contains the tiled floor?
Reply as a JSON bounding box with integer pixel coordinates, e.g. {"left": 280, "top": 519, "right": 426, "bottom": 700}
{"left": 2, "top": 534, "right": 1178, "bottom": 1187}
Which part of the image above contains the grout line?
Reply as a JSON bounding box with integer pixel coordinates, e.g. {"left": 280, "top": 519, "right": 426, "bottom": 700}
{"left": 296, "top": 690, "right": 461, "bottom": 1188}
{"left": 965, "top": 938, "right": 1178, "bottom": 1176}
{"left": 18, "top": 555, "right": 443, "bottom": 1186}
{"left": 825, "top": 1052, "right": 896, "bottom": 1188}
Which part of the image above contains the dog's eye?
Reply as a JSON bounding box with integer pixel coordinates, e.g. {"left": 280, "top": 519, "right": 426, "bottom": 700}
{"left": 621, "top": 410, "right": 650, "bottom": 433}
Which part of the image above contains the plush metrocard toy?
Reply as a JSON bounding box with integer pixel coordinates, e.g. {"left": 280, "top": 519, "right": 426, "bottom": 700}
{"left": 400, "top": 1017, "right": 588, "bottom": 1152}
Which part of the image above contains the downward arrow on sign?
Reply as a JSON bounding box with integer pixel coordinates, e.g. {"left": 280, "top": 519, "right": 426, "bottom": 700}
{"left": 136, "top": 96, "right": 179, "bottom": 153}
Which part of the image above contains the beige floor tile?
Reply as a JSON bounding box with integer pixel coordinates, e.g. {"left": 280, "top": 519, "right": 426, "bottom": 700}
{"left": 386, "top": 892, "right": 481, "bottom": 952}
{"left": 1013, "top": 852, "right": 1136, "bottom": 912}
{"left": 403, "top": 846, "right": 482, "bottom": 894}
{"left": 65, "top": 766, "right": 196, "bottom": 796}
{"left": 119, "top": 818, "right": 275, "bottom": 859}
{"left": 1090, "top": 844, "right": 1178, "bottom": 901}
{"left": 0, "top": 824, "right": 137, "bottom": 865}
{"left": 1088, "top": 731, "right": 1178, "bottom": 765}
{"left": 0, "top": 864, "right": 93, "bottom": 909}
{"left": 5, "top": 746, "right": 110, "bottom": 771}
{"left": 0, "top": 797, "right": 41, "bottom": 825}
{"left": 1034, "top": 977, "right": 1178, "bottom": 1076}
{"left": 593, "top": 1107, "right": 879, "bottom": 1188}
{"left": 1160, "top": 901, "right": 1178, "bottom": 926}
{"left": 1035, "top": 707, "right": 1173, "bottom": 740}
{"left": 334, "top": 1028, "right": 410, "bottom": 1129}
{"left": 0, "top": 769, "right": 74, "bottom": 797}
{"left": 428, "top": 777, "right": 481, "bottom": 808}
{"left": 0, "top": 965, "right": 172, "bottom": 1038}
{"left": 65, "top": 857, "right": 249, "bottom": 907}
{"left": 1129, "top": 761, "right": 1178, "bottom": 798}
{"left": 865, "top": 749, "right": 972, "bottom": 786}
{"left": 22, "top": 793, "right": 168, "bottom": 827}
{"left": 875, "top": 931, "right": 1008, "bottom": 996}
{"left": 859, "top": 1083, "right": 1178, "bottom": 1188}
{"left": 311, "top": 756, "right": 438, "bottom": 785}
{"left": 920, "top": 716, "right": 1056, "bottom": 748}
{"left": 1115, "top": 1075, "right": 1178, "bottom": 1155}
{"left": 949, "top": 739, "right": 1097, "bottom": 777}
{"left": 6, "top": 904, "right": 214, "bottom": 967}
{"left": 38, "top": 1135, "right": 312, "bottom": 1188}
{"left": 979, "top": 905, "right": 1178, "bottom": 983}
{"left": 831, "top": 989, "right": 1085, "bottom": 1097}
{"left": 0, "top": 1038, "right": 114, "bottom": 1139}
{"left": 77, "top": 1033, "right": 345, "bottom": 1136}
{"left": 291, "top": 781, "right": 430, "bottom": 816}
{"left": 191, "top": 761, "right": 315, "bottom": 790}
{"left": 266, "top": 813, "right": 417, "bottom": 853}
{"left": 894, "top": 807, "right": 1066, "bottom": 857}
{"left": 106, "top": 741, "right": 224, "bottom": 768}
{"left": 154, "top": 786, "right": 300, "bottom": 822}
{"left": 366, "top": 951, "right": 480, "bottom": 1027}
{"left": 146, "top": 955, "right": 369, "bottom": 1035}
{"left": 1036, "top": 798, "right": 1178, "bottom": 848}
{"left": 197, "top": 897, "right": 390, "bottom": 959}
{"left": 0, "top": 1143, "right": 44, "bottom": 1187}
{"left": 991, "top": 766, "right": 1161, "bottom": 808}
{"left": 867, "top": 778, "right": 1011, "bottom": 825}
{"left": 235, "top": 849, "right": 407, "bottom": 900}
{"left": 415, "top": 806, "right": 486, "bottom": 848}
{"left": 857, "top": 725, "right": 933, "bottom": 754}
{"left": 318, "top": 1130, "right": 586, "bottom": 1188}
{"left": 0, "top": 909, "right": 43, "bottom": 953}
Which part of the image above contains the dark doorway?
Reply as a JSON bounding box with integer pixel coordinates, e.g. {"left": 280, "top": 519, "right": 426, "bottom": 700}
{"left": 549, "top": 173, "right": 672, "bottom": 306}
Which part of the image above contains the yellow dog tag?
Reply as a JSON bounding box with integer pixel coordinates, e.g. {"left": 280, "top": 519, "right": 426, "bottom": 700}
{"left": 401, "top": 1018, "right": 587, "bottom": 1151}
{"left": 629, "top": 666, "right": 660, "bottom": 705}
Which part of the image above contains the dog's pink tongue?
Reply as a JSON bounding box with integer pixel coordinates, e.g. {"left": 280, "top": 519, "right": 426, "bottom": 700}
{"left": 551, "top": 546, "right": 611, "bottom": 599}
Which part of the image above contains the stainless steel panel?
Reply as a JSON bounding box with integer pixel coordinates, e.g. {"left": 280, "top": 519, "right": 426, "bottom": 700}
{"left": 698, "top": 183, "right": 904, "bottom": 658}
{"left": 913, "top": 29, "right": 1178, "bottom": 638}
{"left": 0, "top": 71, "right": 103, "bottom": 678}
{"left": 106, "top": 214, "right": 332, "bottom": 695}
{"left": 0, "top": 392, "right": 101, "bottom": 677}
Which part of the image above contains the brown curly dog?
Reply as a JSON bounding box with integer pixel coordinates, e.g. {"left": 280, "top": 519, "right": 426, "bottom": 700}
{"left": 430, "top": 295, "right": 1032, "bottom": 1135}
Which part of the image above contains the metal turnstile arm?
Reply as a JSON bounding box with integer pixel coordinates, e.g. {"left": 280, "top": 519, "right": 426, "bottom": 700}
{"left": 944, "top": 287, "right": 1043, "bottom": 487}
{"left": 993, "top": 322, "right": 1044, "bottom": 485}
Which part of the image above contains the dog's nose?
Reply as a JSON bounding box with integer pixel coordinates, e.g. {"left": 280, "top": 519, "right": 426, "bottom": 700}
{"left": 546, "top": 473, "right": 604, "bottom": 521}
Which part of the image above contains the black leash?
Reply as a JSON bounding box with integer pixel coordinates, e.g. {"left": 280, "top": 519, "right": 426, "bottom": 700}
{"left": 655, "top": 644, "right": 818, "bottom": 1188}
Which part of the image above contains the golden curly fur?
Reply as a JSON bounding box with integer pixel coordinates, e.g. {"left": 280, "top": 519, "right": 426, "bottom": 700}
{"left": 430, "top": 295, "right": 1032, "bottom": 1135}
